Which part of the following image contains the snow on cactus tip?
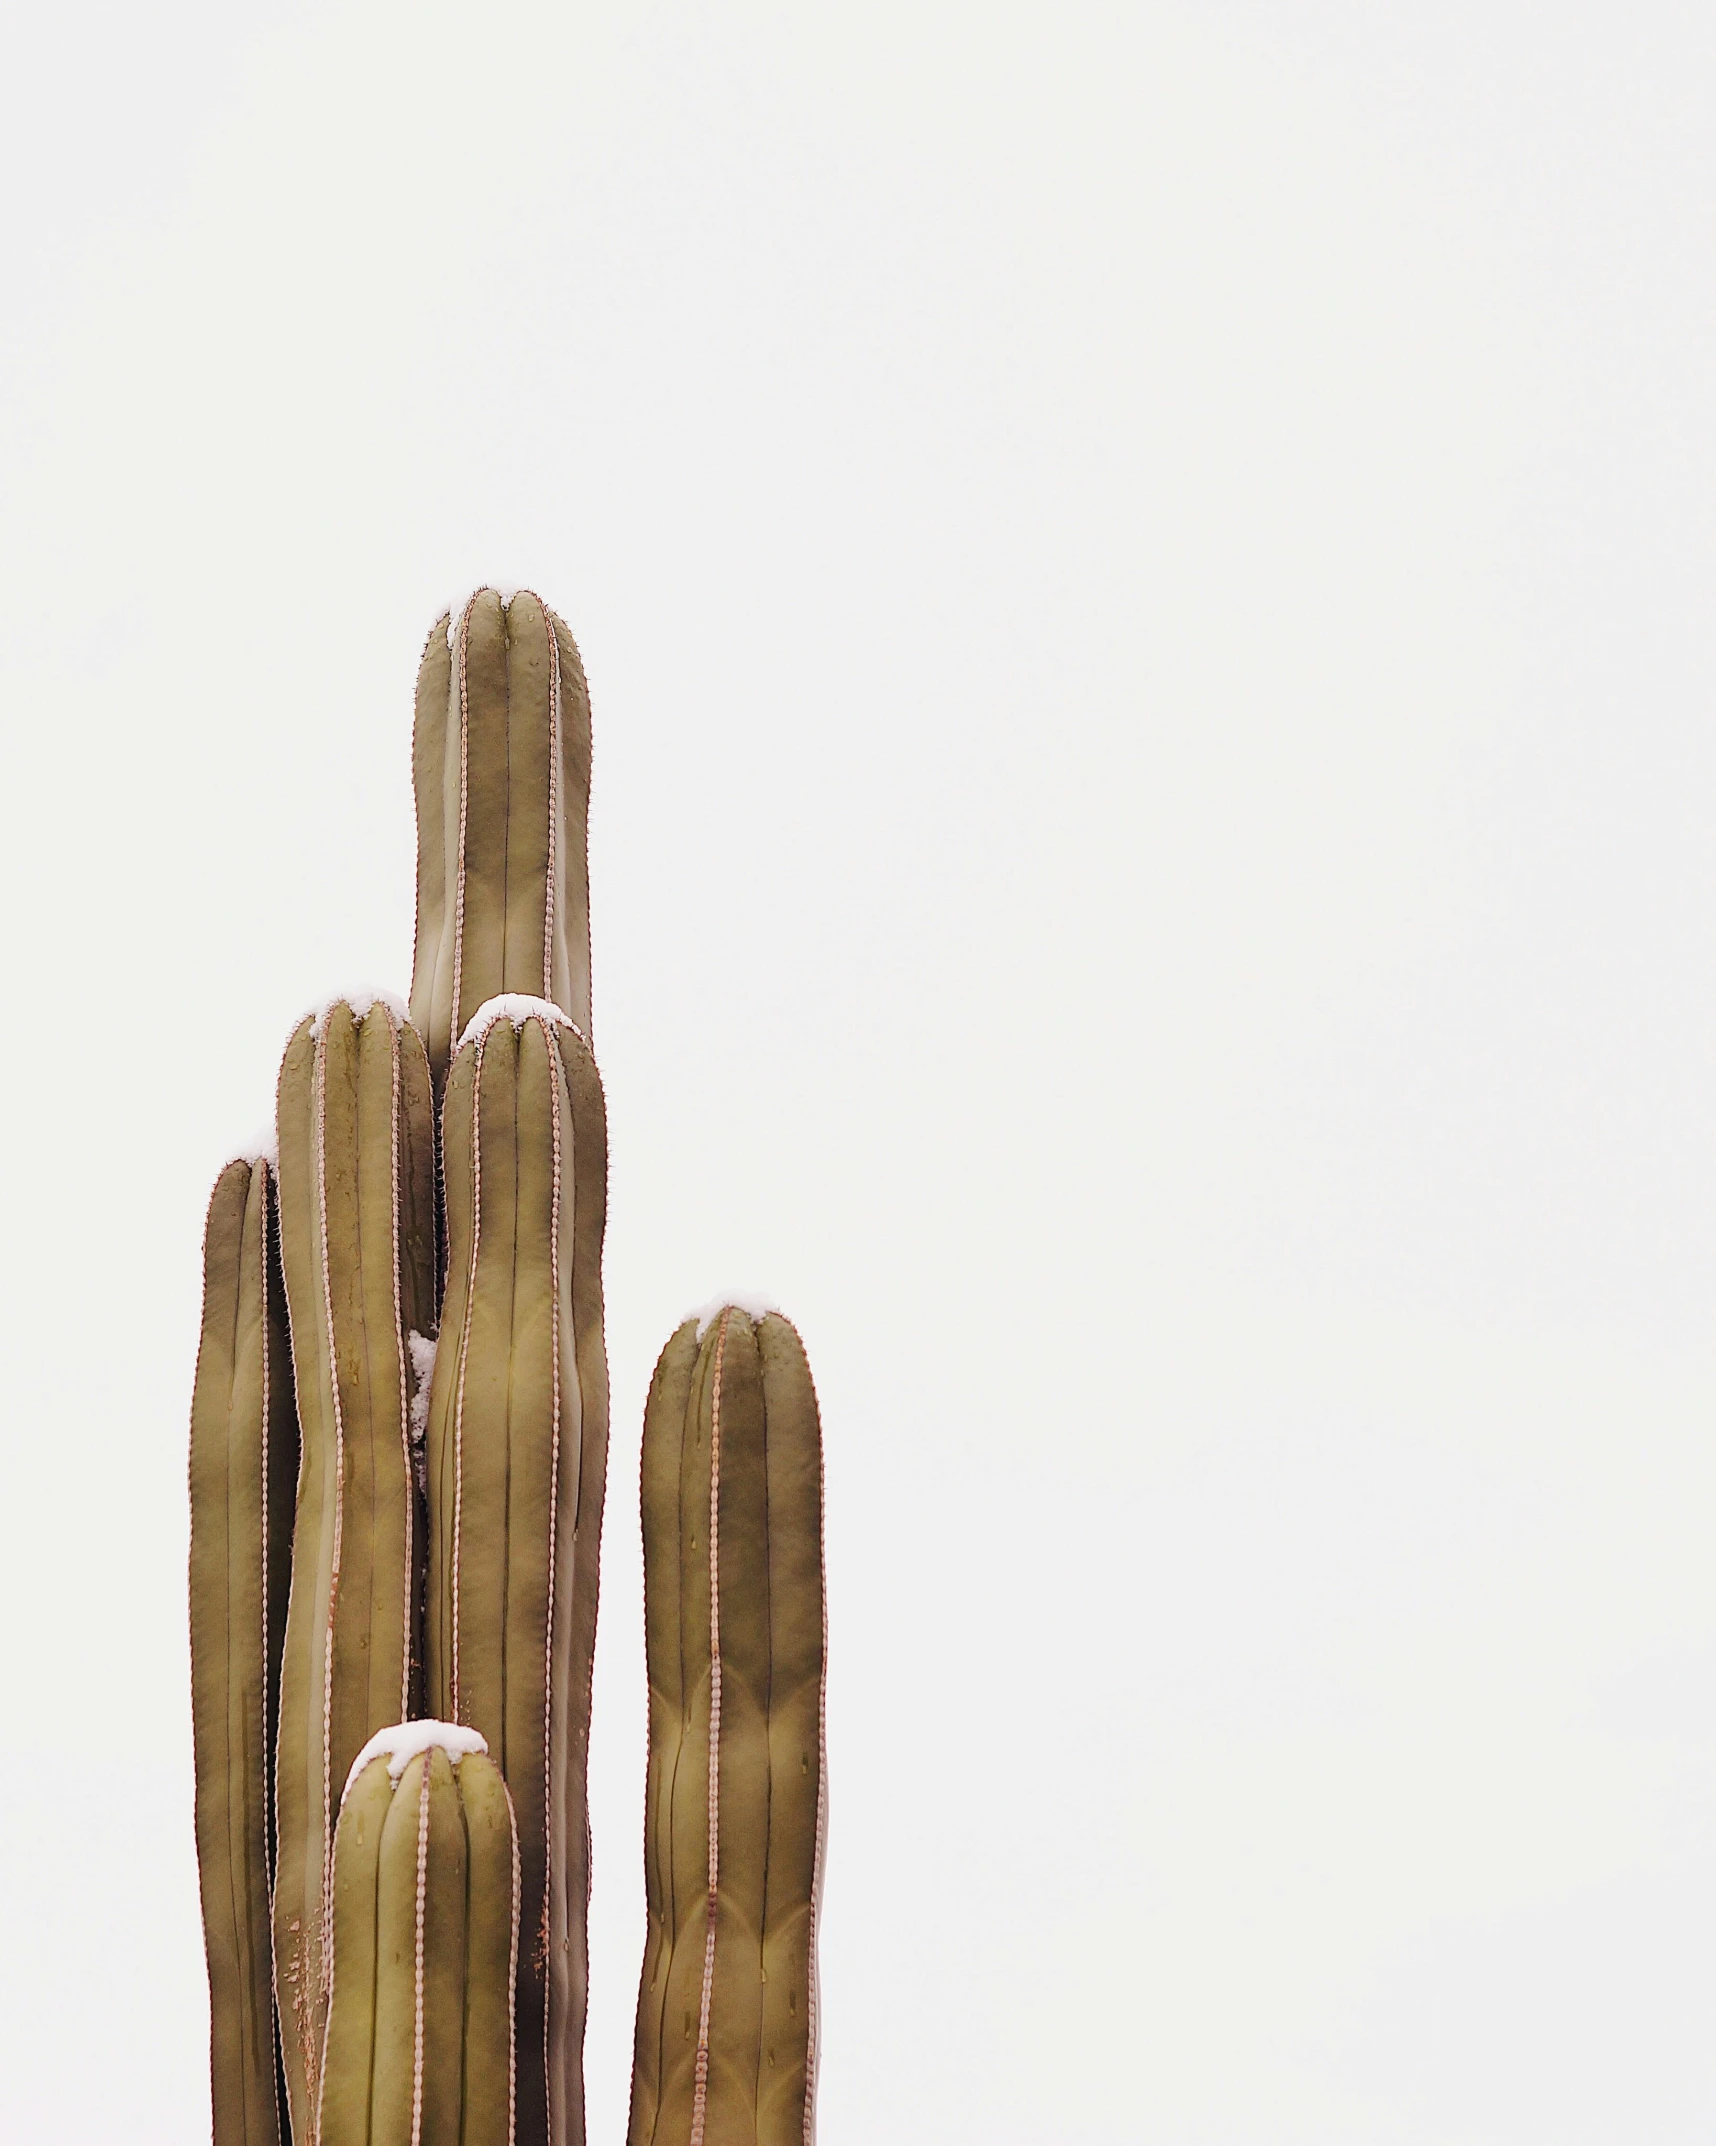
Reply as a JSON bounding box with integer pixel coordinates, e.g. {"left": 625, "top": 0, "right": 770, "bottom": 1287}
{"left": 342, "top": 1720, "right": 489, "bottom": 1804}
{"left": 688, "top": 1293, "right": 783, "bottom": 1343}
{"left": 456, "top": 992, "right": 586, "bottom": 1053}
{"left": 292, "top": 988, "right": 410, "bottom": 1042}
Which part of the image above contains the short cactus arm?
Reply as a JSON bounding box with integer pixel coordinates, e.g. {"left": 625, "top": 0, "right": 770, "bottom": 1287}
{"left": 189, "top": 1156, "right": 299, "bottom": 2146}
{"left": 272, "top": 999, "right": 438, "bottom": 2141}
{"left": 629, "top": 1307, "right": 827, "bottom": 2146}
{"left": 425, "top": 1001, "right": 609, "bottom": 2146}
{"left": 410, "top": 590, "right": 595, "bottom": 1088}
{"left": 320, "top": 1732, "right": 520, "bottom": 2146}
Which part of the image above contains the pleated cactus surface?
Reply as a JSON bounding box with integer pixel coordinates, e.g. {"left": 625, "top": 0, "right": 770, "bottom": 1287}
{"left": 319, "top": 1725, "right": 518, "bottom": 2146}
{"left": 629, "top": 1307, "right": 828, "bottom": 2146}
{"left": 190, "top": 1156, "right": 299, "bottom": 2146}
{"left": 411, "top": 589, "right": 594, "bottom": 1089}
{"left": 272, "top": 997, "right": 439, "bottom": 2140}
{"left": 425, "top": 998, "right": 609, "bottom": 2146}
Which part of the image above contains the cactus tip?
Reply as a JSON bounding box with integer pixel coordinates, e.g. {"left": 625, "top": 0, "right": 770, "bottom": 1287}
{"left": 342, "top": 1720, "right": 489, "bottom": 1805}
{"left": 455, "top": 992, "right": 585, "bottom": 1054}
{"left": 686, "top": 1293, "right": 783, "bottom": 1342}
{"left": 292, "top": 988, "right": 409, "bottom": 1043}
{"left": 443, "top": 584, "right": 532, "bottom": 650}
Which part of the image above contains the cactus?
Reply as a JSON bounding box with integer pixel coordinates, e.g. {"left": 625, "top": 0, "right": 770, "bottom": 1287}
{"left": 190, "top": 1156, "right": 299, "bottom": 2145}
{"left": 629, "top": 1307, "right": 827, "bottom": 2146}
{"left": 425, "top": 998, "right": 609, "bottom": 2146}
{"left": 319, "top": 1726, "right": 518, "bottom": 2146}
{"left": 410, "top": 590, "right": 594, "bottom": 1090}
{"left": 190, "top": 590, "right": 825, "bottom": 2146}
{"left": 272, "top": 997, "right": 439, "bottom": 2140}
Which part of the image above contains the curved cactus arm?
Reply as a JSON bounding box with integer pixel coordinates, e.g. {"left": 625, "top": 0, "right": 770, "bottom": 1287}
{"left": 272, "top": 1000, "right": 439, "bottom": 2142}
{"left": 425, "top": 1000, "right": 609, "bottom": 2146}
{"left": 410, "top": 590, "right": 595, "bottom": 1090}
{"left": 319, "top": 1729, "right": 520, "bottom": 2146}
{"left": 190, "top": 1156, "right": 299, "bottom": 2146}
{"left": 628, "top": 1307, "right": 827, "bottom": 2146}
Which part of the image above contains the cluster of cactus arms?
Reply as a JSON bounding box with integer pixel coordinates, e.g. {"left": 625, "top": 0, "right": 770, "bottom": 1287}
{"left": 189, "top": 590, "right": 827, "bottom": 2146}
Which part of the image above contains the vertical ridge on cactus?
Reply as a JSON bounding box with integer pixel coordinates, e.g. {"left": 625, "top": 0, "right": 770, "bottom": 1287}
{"left": 411, "top": 588, "right": 594, "bottom": 1091}
{"left": 191, "top": 1157, "right": 299, "bottom": 2146}
{"left": 628, "top": 1307, "right": 827, "bottom": 2146}
{"left": 425, "top": 1002, "right": 610, "bottom": 2146}
{"left": 319, "top": 1739, "right": 520, "bottom": 2146}
{"left": 272, "top": 1000, "right": 439, "bottom": 2144}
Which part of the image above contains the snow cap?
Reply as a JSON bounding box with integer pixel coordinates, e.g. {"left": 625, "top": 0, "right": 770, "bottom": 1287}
{"left": 296, "top": 988, "right": 408, "bottom": 1041}
{"left": 456, "top": 993, "right": 585, "bottom": 1054}
{"left": 688, "top": 1294, "right": 782, "bottom": 1343}
{"left": 343, "top": 1720, "right": 489, "bottom": 1804}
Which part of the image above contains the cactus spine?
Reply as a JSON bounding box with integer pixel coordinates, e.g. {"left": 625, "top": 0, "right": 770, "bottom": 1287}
{"left": 319, "top": 1730, "right": 519, "bottom": 2146}
{"left": 425, "top": 1001, "right": 609, "bottom": 2146}
{"left": 190, "top": 1157, "right": 299, "bottom": 2146}
{"left": 272, "top": 999, "right": 439, "bottom": 2141}
{"left": 629, "top": 1308, "right": 827, "bottom": 2146}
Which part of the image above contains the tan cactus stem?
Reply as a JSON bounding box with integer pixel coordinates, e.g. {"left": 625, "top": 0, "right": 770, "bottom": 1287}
{"left": 319, "top": 1727, "right": 519, "bottom": 2146}
{"left": 410, "top": 588, "right": 595, "bottom": 1090}
{"left": 190, "top": 1156, "right": 300, "bottom": 2146}
{"left": 273, "top": 999, "right": 439, "bottom": 2144}
{"left": 628, "top": 1308, "right": 827, "bottom": 2146}
{"left": 425, "top": 1001, "right": 609, "bottom": 2146}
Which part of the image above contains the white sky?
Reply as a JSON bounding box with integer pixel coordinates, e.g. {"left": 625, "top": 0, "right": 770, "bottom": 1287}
{"left": 2, "top": 3, "right": 1714, "bottom": 2140}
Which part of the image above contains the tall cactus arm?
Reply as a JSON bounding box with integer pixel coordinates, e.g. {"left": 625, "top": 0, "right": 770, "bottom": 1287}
{"left": 319, "top": 1727, "right": 520, "bottom": 2146}
{"left": 272, "top": 999, "right": 439, "bottom": 2143}
{"left": 410, "top": 590, "right": 595, "bottom": 1090}
{"left": 190, "top": 1156, "right": 299, "bottom": 2146}
{"left": 628, "top": 1307, "right": 827, "bottom": 2146}
{"left": 425, "top": 1000, "right": 609, "bottom": 2146}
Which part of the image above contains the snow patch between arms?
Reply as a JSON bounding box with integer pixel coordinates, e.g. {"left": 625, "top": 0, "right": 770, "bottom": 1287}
{"left": 688, "top": 1293, "right": 783, "bottom": 1342}
{"left": 343, "top": 1721, "right": 489, "bottom": 1803}
{"left": 406, "top": 1331, "right": 436, "bottom": 1445}
{"left": 227, "top": 1126, "right": 278, "bottom": 1170}
{"left": 456, "top": 993, "right": 585, "bottom": 1053}
{"left": 444, "top": 585, "right": 527, "bottom": 649}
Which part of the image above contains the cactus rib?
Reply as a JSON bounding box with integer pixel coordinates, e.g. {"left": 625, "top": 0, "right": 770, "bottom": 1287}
{"left": 629, "top": 1307, "right": 827, "bottom": 2146}
{"left": 319, "top": 1732, "right": 520, "bottom": 2146}
{"left": 425, "top": 1003, "right": 609, "bottom": 2146}
{"left": 190, "top": 1156, "right": 299, "bottom": 2146}
{"left": 273, "top": 1001, "right": 438, "bottom": 2143}
{"left": 410, "top": 590, "right": 594, "bottom": 1090}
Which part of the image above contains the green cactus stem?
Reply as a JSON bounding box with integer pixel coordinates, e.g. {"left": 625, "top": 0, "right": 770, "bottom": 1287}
{"left": 190, "top": 1155, "right": 299, "bottom": 2146}
{"left": 319, "top": 1725, "right": 518, "bottom": 2146}
{"left": 424, "top": 999, "right": 609, "bottom": 2146}
{"left": 628, "top": 1306, "right": 827, "bottom": 2146}
{"left": 410, "top": 589, "right": 595, "bottom": 1091}
{"left": 272, "top": 998, "right": 439, "bottom": 2143}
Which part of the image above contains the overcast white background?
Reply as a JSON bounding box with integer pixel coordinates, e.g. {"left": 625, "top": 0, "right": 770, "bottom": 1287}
{"left": 2, "top": 2, "right": 1714, "bottom": 2139}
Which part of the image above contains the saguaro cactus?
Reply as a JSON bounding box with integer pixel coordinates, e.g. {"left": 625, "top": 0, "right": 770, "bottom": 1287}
{"left": 272, "top": 997, "right": 439, "bottom": 2140}
{"left": 190, "top": 1156, "right": 299, "bottom": 2146}
{"left": 190, "top": 590, "right": 826, "bottom": 2146}
{"left": 629, "top": 1306, "right": 827, "bottom": 2146}
{"left": 410, "top": 589, "right": 594, "bottom": 1089}
{"left": 425, "top": 997, "right": 609, "bottom": 2146}
{"left": 319, "top": 1724, "right": 518, "bottom": 2146}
